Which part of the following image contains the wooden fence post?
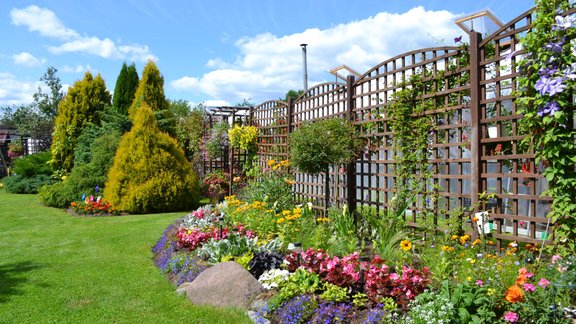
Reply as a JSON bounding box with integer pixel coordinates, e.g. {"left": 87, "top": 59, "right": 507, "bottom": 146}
{"left": 469, "top": 31, "right": 483, "bottom": 241}
{"left": 346, "top": 75, "right": 358, "bottom": 222}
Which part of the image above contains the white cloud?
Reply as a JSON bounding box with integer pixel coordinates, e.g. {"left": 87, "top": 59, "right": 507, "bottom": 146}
{"left": 0, "top": 72, "right": 42, "bottom": 106}
{"left": 10, "top": 5, "right": 78, "bottom": 40}
{"left": 12, "top": 52, "right": 46, "bottom": 67}
{"left": 60, "top": 64, "right": 93, "bottom": 74}
{"left": 169, "top": 6, "right": 461, "bottom": 104}
{"left": 10, "top": 5, "right": 157, "bottom": 63}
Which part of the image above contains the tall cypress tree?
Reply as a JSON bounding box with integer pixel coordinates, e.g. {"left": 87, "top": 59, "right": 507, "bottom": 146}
{"left": 128, "top": 61, "right": 175, "bottom": 136}
{"left": 50, "top": 72, "right": 111, "bottom": 172}
{"left": 112, "top": 62, "right": 139, "bottom": 115}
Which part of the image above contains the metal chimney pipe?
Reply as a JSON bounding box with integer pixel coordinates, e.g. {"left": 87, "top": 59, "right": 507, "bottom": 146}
{"left": 300, "top": 43, "right": 308, "bottom": 92}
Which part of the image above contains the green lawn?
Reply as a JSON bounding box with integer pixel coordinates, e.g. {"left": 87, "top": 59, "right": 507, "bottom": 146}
{"left": 0, "top": 191, "right": 251, "bottom": 324}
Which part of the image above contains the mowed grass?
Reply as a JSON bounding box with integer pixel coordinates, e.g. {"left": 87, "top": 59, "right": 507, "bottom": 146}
{"left": 0, "top": 191, "right": 251, "bottom": 324}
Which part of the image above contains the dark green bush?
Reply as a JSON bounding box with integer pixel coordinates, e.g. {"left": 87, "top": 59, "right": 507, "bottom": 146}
{"left": 38, "top": 182, "right": 75, "bottom": 208}
{"left": 39, "top": 130, "right": 122, "bottom": 208}
{"left": 12, "top": 151, "right": 52, "bottom": 177}
{"left": 4, "top": 174, "right": 55, "bottom": 194}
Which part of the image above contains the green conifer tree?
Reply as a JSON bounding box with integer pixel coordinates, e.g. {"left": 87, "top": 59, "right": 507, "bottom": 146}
{"left": 50, "top": 72, "right": 111, "bottom": 172}
{"left": 128, "top": 61, "right": 176, "bottom": 136}
{"left": 112, "top": 62, "right": 139, "bottom": 115}
{"left": 104, "top": 103, "right": 199, "bottom": 213}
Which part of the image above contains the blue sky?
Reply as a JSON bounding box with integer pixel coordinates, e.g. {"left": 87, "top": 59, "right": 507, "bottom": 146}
{"left": 0, "top": 0, "right": 535, "bottom": 108}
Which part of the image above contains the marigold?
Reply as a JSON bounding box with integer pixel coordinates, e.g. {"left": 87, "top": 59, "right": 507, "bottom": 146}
{"left": 516, "top": 274, "right": 527, "bottom": 285}
{"left": 505, "top": 284, "right": 524, "bottom": 303}
{"left": 472, "top": 238, "right": 482, "bottom": 246}
{"left": 400, "top": 240, "right": 412, "bottom": 251}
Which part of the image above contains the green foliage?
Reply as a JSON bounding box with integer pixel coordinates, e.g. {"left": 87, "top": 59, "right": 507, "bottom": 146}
{"left": 38, "top": 181, "right": 75, "bottom": 208}
{"left": 3, "top": 174, "right": 55, "bottom": 194}
{"left": 104, "top": 104, "right": 199, "bottom": 214}
{"left": 239, "top": 157, "right": 293, "bottom": 212}
{"left": 3, "top": 151, "right": 53, "bottom": 194}
{"left": 387, "top": 74, "right": 435, "bottom": 206}
{"left": 12, "top": 151, "right": 51, "bottom": 177}
{"left": 351, "top": 292, "right": 368, "bottom": 308}
{"left": 289, "top": 118, "right": 360, "bottom": 174}
{"left": 319, "top": 282, "right": 349, "bottom": 302}
{"left": 282, "top": 89, "right": 304, "bottom": 102}
{"left": 33, "top": 66, "right": 64, "bottom": 119}
{"left": 128, "top": 61, "right": 175, "bottom": 137}
{"left": 268, "top": 268, "right": 322, "bottom": 310}
{"left": 50, "top": 71, "right": 111, "bottom": 173}
{"left": 173, "top": 102, "right": 205, "bottom": 163}
{"left": 326, "top": 205, "right": 358, "bottom": 256}
{"left": 205, "top": 120, "right": 230, "bottom": 159}
{"left": 113, "top": 62, "right": 139, "bottom": 115}
{"left": 516, "top": 0, "right": 576, "bottom": 253}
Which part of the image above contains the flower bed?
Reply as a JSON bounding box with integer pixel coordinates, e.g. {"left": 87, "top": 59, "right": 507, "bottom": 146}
{"left": 153, "top": 200, "right": 576, "bottom": 323}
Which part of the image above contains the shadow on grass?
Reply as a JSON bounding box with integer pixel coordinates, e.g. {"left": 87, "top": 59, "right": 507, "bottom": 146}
{"left": 0, "top": 261, "right": 44, "bottom": 303}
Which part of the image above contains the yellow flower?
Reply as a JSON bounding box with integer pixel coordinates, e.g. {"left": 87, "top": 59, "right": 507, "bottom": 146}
{"left": 466, "top": 276, "right": 472, "bottom": 281}
{"left": 469, "top": 259, "right": 476, "bottom": 264}
{"left": 277, "top": 218, "right": 285, "bottom": 224}
{"left": 267, "top": 159, "right": 276, "bottom": 167}
{"left": 451, "top": 235, "right": 459, "bottom": 241}
{"left": 282, "top": 210, "right": 291, "bottom": 216}
{"left": 293, "top": 207, "right": 302, "bottom": 215}
{"left": 400, "top": 240, "right": 412, "bottom": 251}
{"left": 316, "top": 217, "right": 329, "bottom": 223}
{"left": 441, "top": 245, "right": 455, "bottom": 252}
{"left": 472, "top": 239, "right": 482, "bottom": 246}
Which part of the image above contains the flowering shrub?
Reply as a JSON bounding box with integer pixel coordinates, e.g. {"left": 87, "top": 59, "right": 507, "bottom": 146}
{"left": 364, "top": 256, "right": 430, "bottom": 309}
{"left": 228, "top": 124, "right": 258, "bottom": 153}
{"left": 203, "top": 170, "right": 229, "bottom": 203}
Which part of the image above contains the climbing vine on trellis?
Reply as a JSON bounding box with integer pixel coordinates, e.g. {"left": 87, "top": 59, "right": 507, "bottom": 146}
{"left": 517, "top": 0, "right": 576, "bottom": 253}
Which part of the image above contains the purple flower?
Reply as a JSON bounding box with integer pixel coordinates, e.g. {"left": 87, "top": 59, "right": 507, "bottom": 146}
{"left": 537, "top": 101, "right": 561, "bottom": 117}
{"left": 539, "top": 67, "right": 557, "bottom": 77}
{"left": 563, "top": 63, "right": 576, "bottom": 79}
{"left": 95, "top": 185, "right": 99, "bottom": 194}
{"left": 454, "top": 35, "right": 463, "bottom": 43}
{"left": 535, "top": 76, "right": 566, "bottom": 96}
{"left": 545, "top": 38, "right": 565, "bottom": 53}
{"left": 504, "top": 49, "right": 520, "bottom": 61}
{"left": 553, "top": 14, "right": 576, "bottom": 30}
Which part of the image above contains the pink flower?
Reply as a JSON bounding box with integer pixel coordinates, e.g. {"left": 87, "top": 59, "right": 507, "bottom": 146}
{"left": 504, "top": 311, "right": 519, "bottom": 322}
{"left": 389, "top": 273, "right": 399, "bottom": 281}
{"left": 523, "top": 283, "right": 536, "bottom": 292}
{"left": 551, "top": 255, "right": 562, "bottom": 263}
{"left": 538, "top": 278, "right": 551, "bottom": 288}
{"left": 476, "top": 279, "right": 483, "bottom": 287}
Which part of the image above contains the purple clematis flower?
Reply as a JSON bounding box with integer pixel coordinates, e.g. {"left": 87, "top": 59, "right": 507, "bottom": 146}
{"left": 535, "top": 76, "right": 566, "bottom": 96}
{"left": 552, "top": 14, "right": 576, "bottom": 30}
{"left": 545, "top": 38, "right": 565, "bottom": 53}
{"left": 563, "top": 62, "right": 576, "bottom": 79}
{"left": 454, "top": 35, "right": 463, "bottom": 43}
{"left": 537, "top": 101, "right": 561, "bottom": 117}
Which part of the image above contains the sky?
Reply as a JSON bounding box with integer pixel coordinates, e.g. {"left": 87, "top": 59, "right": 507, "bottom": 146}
{"left": 0, "top": 0, "right": 536, "bottom": 108}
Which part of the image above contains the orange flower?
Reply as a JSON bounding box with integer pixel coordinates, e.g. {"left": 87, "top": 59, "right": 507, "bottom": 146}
{"left": 516, "top": 274, "right": 527, "bottom": 285}
{"left": 505, "top": 284, "right": 524, "bottom": 303}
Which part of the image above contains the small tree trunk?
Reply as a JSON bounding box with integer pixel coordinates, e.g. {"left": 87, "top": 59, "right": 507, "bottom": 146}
{"left": 325, "top": 165, "right": 330, "bottom": 214}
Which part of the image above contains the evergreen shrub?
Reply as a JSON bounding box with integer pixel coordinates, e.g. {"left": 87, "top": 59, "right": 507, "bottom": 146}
{"left": 104, "top": 104, "right": 199, "bottom": 213}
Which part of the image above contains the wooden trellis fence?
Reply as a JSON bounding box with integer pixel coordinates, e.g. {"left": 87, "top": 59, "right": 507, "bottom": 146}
{"left": 205, "top": 6, "right": 573, "bottom": 247}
